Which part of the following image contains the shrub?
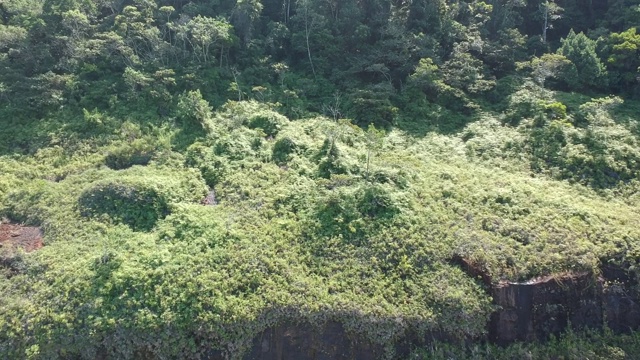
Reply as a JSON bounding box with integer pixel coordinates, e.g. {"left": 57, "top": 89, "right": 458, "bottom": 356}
{"left": 79, "top": 180, "right": 169, "bottom": 231}
{"left": 504, "top": 81, "right": 553, "bottom": 125}
{"left": 311, "top": 183, "right": 399, "bottom": 244}
{"left": 105, "top": 139, "right": 158, "bottom": 170}
{"left": 272, "top": 137, "right": 296, "bottom": 165}
{"left": 544, "top": 102, "right": 568, "bottom": 120}
{"left": 357, "top": 184, "right": 399, "bottom": 219}
{"left": 316, "top": 138, "right": 347, "bottom": 179}
{"left": 157, "top": 204, "right": 227, "bottom": 245}
{"left": 176, "top": 90, "right": 214, "bottom": 132}
{"left": 185, "top": 142, "right": 229, "bottom": 187}
{"left": 78, "top": 168, "right": 207, "bottom": 231}
{"left": 246, "top": 111, "right": 288, "bottom": 137}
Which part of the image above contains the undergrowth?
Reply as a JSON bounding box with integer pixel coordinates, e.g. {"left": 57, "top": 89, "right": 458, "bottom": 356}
{"left": 0, "top": 96, "right": 639, "bottom": 359}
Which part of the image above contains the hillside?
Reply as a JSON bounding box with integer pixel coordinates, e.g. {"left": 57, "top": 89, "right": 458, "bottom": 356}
{"left": 2, "top": 0, "right": 640, "bottom": 359}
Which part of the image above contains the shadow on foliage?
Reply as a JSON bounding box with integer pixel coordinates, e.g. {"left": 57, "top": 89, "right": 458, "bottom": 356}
{"left": 302, "top": 183, "right": 400, "bottom": 256}
{"left": 78, "top": 181, "right": 170, "bottom": 232}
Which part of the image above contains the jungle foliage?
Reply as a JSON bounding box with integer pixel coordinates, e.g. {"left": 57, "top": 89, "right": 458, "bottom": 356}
{"left": 1, "top": 0, "right": 640, "bottom": 358}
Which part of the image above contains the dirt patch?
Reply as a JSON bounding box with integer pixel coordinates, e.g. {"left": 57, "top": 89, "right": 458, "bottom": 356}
{"left": 0, "top": 221, "right": 44, "bottom": 252}
{"left": 201, "top": 189, "right": 217, "bottom": 206}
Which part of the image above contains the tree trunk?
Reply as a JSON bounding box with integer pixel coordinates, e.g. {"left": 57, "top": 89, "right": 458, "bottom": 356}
{"left": 542, "top": 2, "right": 548, "bottom": 44}
{"left": 304, "top": 2, "right": 317, "bottom": 78}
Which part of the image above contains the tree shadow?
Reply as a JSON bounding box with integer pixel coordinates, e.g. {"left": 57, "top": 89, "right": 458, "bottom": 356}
{"left": 394, "top": 106, "right": 477, "bottom": 137}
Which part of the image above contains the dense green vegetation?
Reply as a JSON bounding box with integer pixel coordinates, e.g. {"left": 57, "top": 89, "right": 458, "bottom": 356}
{"left": 411, "top": 329, "right": 640, "bottom": 359}
{"left": 1, "top": 0, "right": 640, "bottom": 358}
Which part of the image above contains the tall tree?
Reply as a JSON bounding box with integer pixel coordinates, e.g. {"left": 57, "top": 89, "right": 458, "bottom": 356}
{"left": 558, "top": 29, "right": 608, "bottom": 90}
{"left": 539, "top": 0, "right": 563, "bottom": 44}
{"left": 605, "top": 27, "right": 640, "bottom": 93}
{"left": 187, "top": 15, "right": 233, "bottom": 64}
{"left": 232, "top": 0, "right": 263, "bottom": 43}
{"left": 298, "top": 0, "right": 317, "bottom": 77}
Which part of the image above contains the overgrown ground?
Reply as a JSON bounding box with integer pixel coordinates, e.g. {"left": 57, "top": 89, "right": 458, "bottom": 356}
{"left": 1, "top": 87, "right": 640, "bottom": 359}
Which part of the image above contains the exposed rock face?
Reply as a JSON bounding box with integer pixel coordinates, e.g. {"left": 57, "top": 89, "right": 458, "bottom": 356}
{"left": 201, "top": 321, "right": 388, "bottom": 360}
{"left": 245, "top": 322, "right": 381, "bottom": 360}
{"left": 601, "top": 264, "right": 640, "bottom": 334}
{"left": 489, "top": 267, "right": 640, "bottom": 345}
{"left": 490, "top": 273, "right": 602, "bottom": 344}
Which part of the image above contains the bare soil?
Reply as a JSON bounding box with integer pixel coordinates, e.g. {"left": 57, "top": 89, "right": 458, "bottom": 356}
{"left": 0, "top": 221, "right": 43, "bottom": 252}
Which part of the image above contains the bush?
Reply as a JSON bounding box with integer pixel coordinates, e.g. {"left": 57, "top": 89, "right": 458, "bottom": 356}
{"left": 246, "top": 111, "right": 288, "bottom": 137}
{"left": 272, "top": 137, "right": 297, "bottom": 165}
{"left": 78, "top": 167, "right": 207, "bottom": 231}
{"left": 357, "top": 184, "right": 399, "bottom": 219}
{"left": 185, "top": 142, "right": 229, "bottom": 187}
{"left": 104, "top": 139, "right": 159, "bottom": 170}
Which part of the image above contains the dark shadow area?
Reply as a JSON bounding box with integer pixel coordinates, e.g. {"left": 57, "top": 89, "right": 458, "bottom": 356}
{"left": 393, "top": 101, "right": 479, "bottom": 138}
{"left": 197, "top": 309, "right": 457, "bottom": 360}
{"left": 78, "top": 181, "right": 170, "bottom": 232}
{"left": 170, "top": 120, "right": 210, "bottom": 153}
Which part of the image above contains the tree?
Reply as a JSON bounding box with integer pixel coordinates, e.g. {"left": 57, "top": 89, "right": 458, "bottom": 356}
{"left": 298, "top": 0, "right": 317, "bottom": 77}
{"left": 322, "top": 91, "right": 343, "bottom": 121}
{"left": 59, "top": 10, "right": 92, "bottom": 71}
{"left": 176, "top": 89, "right": 214, "bottom": 132}
{"left": 603, "top": 0, "right": 640, "bottom": 32}
{"left": 408, "top": 0, "right": 446, "bottom": 34}
{"left": 348, "top": 83, "right": 398, "bottom": 128}
{"left": 441, "top": 44, "right": 495, "bottom": 94}
{"left": 605, "top": 27, "right": 640, "bottom": 92}
{"left": 123, "top": 67, "right": 152, "bottom": 94}
{"left": 272, "top": 62, "right": 289, "bottom": 86}
{"left": 362, "top": 124, "right": 384, "bottom": 180}
{"left": 409, "top": 57, "right": 442, "bottom": 94}
{"left": 187, "top": 16, "right": 233, "bottom": 64}
{"left": 527, "top": 53, "right": 577, "bottom": 89}
{"left": 115, "top": 5, "right": 165, "bottom": 65}
{"left": 558, "top": 30, "right": 608, "bottom": 90}
{"left": 61, "top": 10, "right": 90, "bottom": 42}
{"left": 482, "top": 28, "right": 527, "bottom": 76}
{"left": 232, "top": 0, "right": 263, "bottom": 43}
{"left": 0, "top": 25, "right": 27, "bottom": 51}
{"left": 486, "top": 0, "right": 525, "bottom": 35}
{"left": 539, "top": 0, "right": 563, "bottom": 44}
